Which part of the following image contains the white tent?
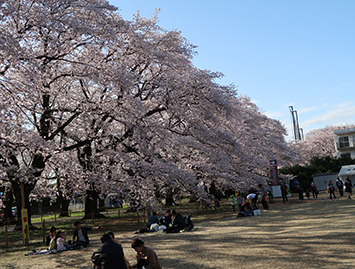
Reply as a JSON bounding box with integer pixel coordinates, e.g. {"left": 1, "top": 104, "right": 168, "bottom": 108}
{"left": 338, "top": 165, "right": 355, "bottom": 183}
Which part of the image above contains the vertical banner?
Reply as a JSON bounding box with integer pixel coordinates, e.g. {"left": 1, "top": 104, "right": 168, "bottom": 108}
{"left": 269, "top": 160, "right": 279, "bottom": 186}
{"left": 22, "top": 209, "right": 29, "bottom": 244}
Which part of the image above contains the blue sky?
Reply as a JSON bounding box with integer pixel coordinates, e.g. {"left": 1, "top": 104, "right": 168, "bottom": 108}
{"left": 109, "top": 0, "right": 355, "bottom": 140}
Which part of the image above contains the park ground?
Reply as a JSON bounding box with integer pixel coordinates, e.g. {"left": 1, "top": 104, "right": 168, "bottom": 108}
{"left": 1, "top": 191, "right": 355, "bottom": 269}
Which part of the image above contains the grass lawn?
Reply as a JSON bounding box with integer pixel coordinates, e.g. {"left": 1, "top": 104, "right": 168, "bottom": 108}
{"left": 1, "top": 191, "right": 355, "bottom": 269}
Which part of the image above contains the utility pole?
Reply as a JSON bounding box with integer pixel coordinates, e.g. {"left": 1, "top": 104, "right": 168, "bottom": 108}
{"left": 289, "top": 106, "right": 302, "bottom": 141}
{"left": 300, "top": 128, "right": 304, "bottom": 140}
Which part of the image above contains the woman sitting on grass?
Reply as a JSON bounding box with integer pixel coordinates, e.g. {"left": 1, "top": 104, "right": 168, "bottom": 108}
{"left": 131, "top": 238, "right": 162, "bottom": 269}
{"left": 46, "top": 226, "right": 56, "bottom": 248}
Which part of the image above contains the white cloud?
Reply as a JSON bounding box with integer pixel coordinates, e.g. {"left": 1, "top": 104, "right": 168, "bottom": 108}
{"left": 298, "top": 106, "right": 320, "bottom": 114}
{"left": 301, "top": 102, "right": 355, "bottom": 127}
{"left": 263, "top": 110, "right": 285, "bottom": 118}
{"left": 294, "top": 103, "right": 328, "bottom": 114}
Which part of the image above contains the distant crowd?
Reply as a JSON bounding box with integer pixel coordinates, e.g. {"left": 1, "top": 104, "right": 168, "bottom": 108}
{"left": 280, "top": 176, "right": 353, "bottom": 202}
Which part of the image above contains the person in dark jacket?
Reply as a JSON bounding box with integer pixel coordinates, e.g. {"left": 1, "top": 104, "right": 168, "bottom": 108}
{"left": 297, "top": 184, "right": 304, "bottom": 201}
{"left": 310, "top": 182, "right": 318, "bottom": 199}
{"left": 345, "top": 177, "right": 352, "bottom": 199}
{"left": 328, "top": 180, "right": 336, "bottom": 201}
{"left": 92, "top": 233, "right": 127, "bottom": 269}
{"left": 166, "top": 210, "right": 186, "bottom": 233}
{"left": 281, "top": 182, "right": 288, "bottom": 204}
{"left": 159, "top": 210, "right": 172, "bottom": 227}
{"left": 336, "top": 177, "right": 344, "bottom": 196}
{"left": 147, "top": 212, "right": 159, "bottom": 228}
{"left": 71, "top": 221, "right": 101, "bottom": 248}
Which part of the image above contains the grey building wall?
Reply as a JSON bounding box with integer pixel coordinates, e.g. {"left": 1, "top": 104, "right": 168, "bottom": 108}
{"left": 312, "top": 172, "right": 339, "bottom": 191}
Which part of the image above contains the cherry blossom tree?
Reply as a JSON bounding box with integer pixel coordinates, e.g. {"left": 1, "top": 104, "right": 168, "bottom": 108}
{"left": 0, "top": 0, "right": 297, "bottom": 223}
{"left": 290, "top": 124, "right": 355, "bottom": 163}
{"left": 0, "top": 0, "right": 128, "bottom": 222}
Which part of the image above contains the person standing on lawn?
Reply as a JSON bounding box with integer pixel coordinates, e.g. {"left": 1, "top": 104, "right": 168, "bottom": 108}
{"left": 258, "top": 184, "right": 269, "bottom": 210}
{"left": 345, "top": 177, "right": 352, "bottom": 199}
{"left": 246, "top": 192, "right": 258, "bottom": 209}
{"left": 336, "top": 177, "right": 344, "bottom": 196}
{"left": 236, "top": 194, "right": 243, "bottom": 212}
{"left": 281, "top": 182, "right": 289, "bottom": 204}
{"left": 297, "top": 184, "right": 304, "bottom": 201}
{"left": 328, "top": 180, "right": 336, "bottom": 201}
{"left": 310, "top": 182, "right": 318, "bottom": 199}
{"left": 228, "top": 195, "right": 237, "bottom": 213}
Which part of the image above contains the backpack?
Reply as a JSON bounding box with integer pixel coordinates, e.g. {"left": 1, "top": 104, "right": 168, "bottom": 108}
{"left": 91, "top": 251, "right": 101, "bottom": 269}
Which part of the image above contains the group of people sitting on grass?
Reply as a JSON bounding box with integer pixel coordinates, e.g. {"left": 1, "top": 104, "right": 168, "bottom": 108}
{"left": 44, "top": 221, "right": 162, "bottom": 268}
{"left": 135, "top": 209, "right": 194, "bottom": 234}
{"left": 44, "top": 221, "right": 101, "bottom": 252}
{"left": 45, "top": 226, "right": 68, "bottom": 252}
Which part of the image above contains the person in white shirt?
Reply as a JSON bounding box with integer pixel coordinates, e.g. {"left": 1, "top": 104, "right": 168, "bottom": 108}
{"left": 55, "top": 230, "right": 67, "bottom": 251}
{"left": 246, "top": 193, "right": 258, "bottom": 209}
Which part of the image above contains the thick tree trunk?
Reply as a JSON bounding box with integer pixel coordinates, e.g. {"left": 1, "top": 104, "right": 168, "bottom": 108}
{"left": 57, "top": 180, "right": 71, "bottom": 217}
{"left": 165, "top": 191, "right": 175, "bottom": 206}
{"left": 3, "top": 187, "right": 15, "bottom": 222}
{"left": 189, "top": 196, "right": 197, "bottom": 203}
{"left": 83, "top": 190, "right": 105, "bottom": 219}
{"left": 98, "top": 199, "right": 105, "bottom": 212}
{"left": 59, "top": 198, "right": 71, "bottom": 217}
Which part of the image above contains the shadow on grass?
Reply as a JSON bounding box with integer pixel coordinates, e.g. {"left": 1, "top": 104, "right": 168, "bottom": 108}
{"left": 2, "top": 193, "right": 355, "bottom": 268}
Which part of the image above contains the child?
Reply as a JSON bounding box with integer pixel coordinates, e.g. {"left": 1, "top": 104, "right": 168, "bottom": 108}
{"left": 305, "top": 191, "right": 310, "bottom": 199}
{"left": 56, "top": 230, "right": 68, "bottom": 251}
{"left": 236, "top": 194, "right": 243, "bottom": 212}
{"left": 228, "top": 195, "right": 237, "bottom": 213}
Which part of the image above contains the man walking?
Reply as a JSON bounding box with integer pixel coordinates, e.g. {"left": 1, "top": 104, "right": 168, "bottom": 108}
{"left": 336, "top": 177, "right": 344, "bottom": 196}
{"left": 281, "top": 182, "right": 288, "bottom": 204}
